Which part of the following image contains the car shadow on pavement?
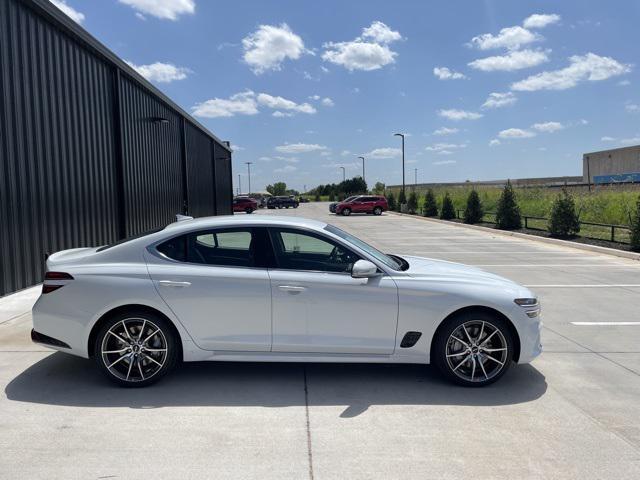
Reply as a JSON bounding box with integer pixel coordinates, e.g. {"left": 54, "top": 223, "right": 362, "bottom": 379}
{"left": 5, "top": 353, "right": 547, "bottom": 416}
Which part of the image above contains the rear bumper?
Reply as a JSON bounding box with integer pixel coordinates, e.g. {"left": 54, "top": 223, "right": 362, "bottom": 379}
{"left": 31, "top": 329, "right": 71, "bottom": 349}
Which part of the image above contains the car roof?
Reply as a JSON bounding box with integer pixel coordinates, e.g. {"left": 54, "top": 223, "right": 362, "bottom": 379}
{"left": 164, "top": 215, "right": 327, "bottom": 233}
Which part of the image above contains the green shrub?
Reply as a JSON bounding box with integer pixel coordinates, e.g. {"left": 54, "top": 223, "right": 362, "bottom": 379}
{"left": 440, "top": 193, "right": 456, "bottom": 220}
{"left": 464, "top": 190, "right": 484, "bottom": 224}
{"left": 423, "top": 189, "right": 438, "bottom": 217}
{"left": 314, "top": 193, "right": 320, "bottom": 202}
{"left": 548, "top": 188, "right": 581, "bottom": 237}
{"left": 386, "top": 192, "right": 396, "bottom": 211}
{"left": 328, "top": 192, "right": 335, "bottom": 202}
{"left": 407, "top": 191, "right": 418, "bottom": 214}
{"left": 495, "top": 180, "right": 522, "bottom": 230}
{"left": 631, "top": 195, "right": 640, "bottom": 251}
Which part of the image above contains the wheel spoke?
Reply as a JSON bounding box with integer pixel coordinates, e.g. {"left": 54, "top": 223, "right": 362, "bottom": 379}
{"left": 142, "top": 353, "right": 163, "bottom": 367}
{"left": 479, "top": 330, "right": 498, "bottom": 347}
{"left": 137, "top": 360, "right": 145, "bottom": 380}
{"left": 144, "top": 348, "right": 167, "bottom": 353}
{"left": 479, "top": 357, "right": 489, "bottom": 379}
{"left": 121, "top": 320, "right": 134, "bottom": 342}
{"left": 142, "top": 328, "right": 160, "bottom": 345}
{"left": 126, "top": 358, "right": 133, "bottom": 380}
{"left": 138, "top": 319, "right": 147, "bottom": 342}
{"left": 450, "top": 335, "right": 469, "bottom": 348}
{"left": 477, "top": 321, "right": 485, "bottom": 343}
{"left": 446, "top": 351, "right": 467, "bottom": 358}
{"left": 103, "top": 348, "right": 129, "bottom": 354}
{"left": 107, "top": 330, "right": 128, "bottom": 345}
{"left": 471, "top": 356, "right": 476, "bottom": 381}
{"left": 482, "top": 347, "right": 507, "bottom": 353}
{"left": 452, "top": 355, "right": 470, "bottom": 372}
{"left": 108, "top": 354, "right": 129, "bottom": 369}
{"left": 462, "top": 325, "right": 473, "bottom": 344}
{"left": 484, "top": 355, "right": 504, "bottom": 367}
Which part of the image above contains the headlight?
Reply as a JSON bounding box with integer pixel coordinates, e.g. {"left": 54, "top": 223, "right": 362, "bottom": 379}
{"left": 514, "top": 298, "right": 538, "bottom": 307}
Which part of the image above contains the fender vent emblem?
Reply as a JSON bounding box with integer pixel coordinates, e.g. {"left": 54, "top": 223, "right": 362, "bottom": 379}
{"left": 400, "top": 331, "right": 422, "bottom": 348}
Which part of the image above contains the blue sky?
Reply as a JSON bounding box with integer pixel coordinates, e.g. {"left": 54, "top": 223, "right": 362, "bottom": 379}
{"left": 52, "top": 0, "right": 639, "bottom": 192}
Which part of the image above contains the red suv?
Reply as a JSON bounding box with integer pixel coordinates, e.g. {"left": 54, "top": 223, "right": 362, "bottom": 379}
{"left": 335, "top": 195, "right": 388, "bottom": 216}
{"left": 233, "top": 197, "right": 258, "bottom": 214}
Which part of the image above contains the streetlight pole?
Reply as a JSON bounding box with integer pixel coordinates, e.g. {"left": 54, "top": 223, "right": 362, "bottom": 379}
{"left": 414, "top": 168, "right": 418, "bottom": 185}
{"left": 394, "top": 133, "right": 405, "bottom": 199}
{"left": 339, "top": 166, "right": 345, "bottom": 182}
{"left": 245, "top": 162, "right": 253, "bottom": 195}
{"left": 358, "top": 156, "right": 365, "bottom": 182}
{"left": 238, "top": 173, "right": 241, "bottom": 195}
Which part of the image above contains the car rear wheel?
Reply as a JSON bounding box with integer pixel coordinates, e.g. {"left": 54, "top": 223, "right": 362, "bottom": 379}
{"left": 342, "top": 208, "right": 351, "bottom": 216}
{"left": 245, "top": 207, "right": 254, "bottom": 214}
{"left": 433, "top": 311, "right": 513, "bottom": 387}
{"left": 373, "top": 207, "right": 382, "bottom": 215}
{"left": 94, "top": 311, "right": 178, "bottom": 387}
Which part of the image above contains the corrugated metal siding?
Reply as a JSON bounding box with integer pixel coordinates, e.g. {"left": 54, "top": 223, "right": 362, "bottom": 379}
{"left": 119, "top": 77, "right": 184, "bottom": 236}
{"left": 0, "top": 0, "right": 233, "bottom": 296}
{"left": 0, "top": 0, "right": 119, "bottom": 295}
{"left": 185, "top": 121, "right": 216, "bottom": 217}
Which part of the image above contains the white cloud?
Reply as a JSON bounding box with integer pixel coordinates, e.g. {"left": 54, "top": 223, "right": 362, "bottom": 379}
{"left": 433, "top": 67, "right": 467, "bottom": 80}
{"left": 272, "top": 111, "right": 293, "bottom": 118}
{"left": 433, "top": 127, "right": 459, "bottom": 136}
{"left": 482, "top": 92, "right": 517, "bottom": 109}
{"left": 365, "top": 147, "right": 401, "bottom": 159}
{"left": 621, "top": 136, "right": 640, "bottom": 145}
{"left": 274, "top": 165, "right": 298, "bottom": 173}
{"left": 321, "top": 97, "right": 334, "bottom": 107}
{"left": 50, "top": 0, "right": 85, "bottom": 23}
{"left": 259, "top": 156, "right": 273, "bottom": 161}
{"left": 489, "top": 139, "right": 501, "bottom": 147}
{"left": 470, "top": 26, "right": 541, "bottom": 50}
{"left": 118, "top": 0, "right": 195, "bottom": 20}
{"left": 322, "top": 21, "right": 401, "bottom": 71}
{"left": 438, "top": 109, "right": 483, "bottom": 121}
{"left": 625, "top": 104, "right": 639, "bottom": 113}
{"left": 242, "top": 24, "right": 307, "bottom": 74}
{"left": 361, "top": 21, "right": 402, "bottom": 43}
{"left": 532, "top": 121, "right": 564, "bottom": 132}
{"left": 618, "top": 79, "right": 631, "bottom": 86}
{"left": 126, "top": 61, "right": 190, "bottom": 83}
{"left": 308, "top": 95, "right": 321, "bottom": 100}
{"left": 257, "top": 93, "right": 316, "bottom": 114}
{"left": 469, "top": 49, "right": 549, "bottom": 72}
{"left": 432, "top": 160, "right": 457, "bottom": 165}
{"left": 426, "top": 143, "right": 467, "bottom": 154}
{"left": 601, "top": 136, "right": 616, "bottom": 142}
{"left": 275, "top": 143, "right": 327, "bottom": 154}
{"left": 523, "top": 13, "right": 561, "bottom": 29}
{"left": 512, "top": 53, "right": 631, "bottom": 91}
{"left": 498, "top": 128, "right": 536, "bottom": 139}
{"left": 341, "top": 150, "right": 351, "bottom": 156}
{"left": 192, "top": 90, "right": 258, "bottom": 118}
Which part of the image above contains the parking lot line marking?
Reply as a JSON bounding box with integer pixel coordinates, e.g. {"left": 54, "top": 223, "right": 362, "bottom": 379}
{"left": 571, "top": 322, "right": 640, "bottom": 326}
{"left": 524, "top": 284, "right": 640, "bottom": 288}
{"left": 472, "top": 264, "right": 634, "bottom": 267}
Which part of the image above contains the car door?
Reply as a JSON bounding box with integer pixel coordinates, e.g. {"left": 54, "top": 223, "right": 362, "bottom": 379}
{"left": 146, "top": 227, "right": 272, "bottom": 352}
{"left": 267, "top": 227, "right": 398, "bottom": 355}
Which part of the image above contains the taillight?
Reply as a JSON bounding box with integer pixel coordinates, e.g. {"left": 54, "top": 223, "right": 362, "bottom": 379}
{"left": 42, "top": 272, "right": 74, "bottom": 294}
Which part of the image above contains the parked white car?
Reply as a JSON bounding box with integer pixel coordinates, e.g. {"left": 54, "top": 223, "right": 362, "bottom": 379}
{"left": 32, "top": 215, "right": 541, "bottom": 387}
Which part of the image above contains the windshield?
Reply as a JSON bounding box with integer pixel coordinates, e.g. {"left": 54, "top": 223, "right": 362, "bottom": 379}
{"left": 343, "top": 196, "right": 357, "bottom": 202}
{"left": 324, "top": 224, "right": 402, "bottom": 271}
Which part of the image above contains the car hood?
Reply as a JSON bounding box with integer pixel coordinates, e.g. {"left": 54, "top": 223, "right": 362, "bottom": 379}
{"left": 398, "top": 255, "right": 528, "bottom": 293}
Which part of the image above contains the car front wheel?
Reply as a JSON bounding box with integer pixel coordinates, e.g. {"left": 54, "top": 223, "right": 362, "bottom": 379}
{"left": 245, "top": 207, "right": 254, "bottom": 214}
{"left": 433, "top": 311, "right": 513, "bottom": 387}
{"left": 94, "top": 311, "right": 178, "bottom": 387}
{"left": 342, "top": 208, "right": 351, "bottom": 216}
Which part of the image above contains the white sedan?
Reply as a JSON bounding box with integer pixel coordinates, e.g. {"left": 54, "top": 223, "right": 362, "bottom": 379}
{"left": 32, "top": 215, "right": 542, "bottom": 387}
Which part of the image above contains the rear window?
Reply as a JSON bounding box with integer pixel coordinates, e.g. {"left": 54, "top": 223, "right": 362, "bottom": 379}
{"left": 97, "top": 227, "right": 163, "bottom": 252}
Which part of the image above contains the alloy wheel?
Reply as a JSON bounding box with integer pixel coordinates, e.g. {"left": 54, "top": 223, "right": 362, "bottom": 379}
{"left": 100, "top": 318, "right": 168, "bottom": 383}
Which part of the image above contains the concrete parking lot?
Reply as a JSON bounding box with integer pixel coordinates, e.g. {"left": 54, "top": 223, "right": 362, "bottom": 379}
{"left": 2, "top": 202, "right": 640, "bottom": 479}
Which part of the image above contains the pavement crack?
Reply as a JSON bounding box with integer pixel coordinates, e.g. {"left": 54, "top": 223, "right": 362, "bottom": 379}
{"left": 303, "top": 366, "right": 314, "bottom": 480}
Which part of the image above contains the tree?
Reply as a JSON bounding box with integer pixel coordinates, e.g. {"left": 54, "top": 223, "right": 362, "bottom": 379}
{"left": 423, "top": 189, "right": 438, "bottom": 217}
{"left": 314, "top": 193, "right": 321, "bottom": 202}
{"left": 398, "top": 189, "right": 407, "bottom": 211}
{"left": 328, "top": 192, "right": 336, "bottom": 202}
{"left": 386, "top": 192, "right": 396, "bottom": 211}
{"left": 631, "top": 195, "right": 640, "bottom": 252}
{"left": 266, "top": 182, "right": 287, "bottom": 196}
{"left": 495, "top": 180, "right": 522, "bottom": 230}
{"left": 372, "top": 182, "right": 386, "bottom": 195}
{"left": 440, "top": 193, "right": 456, "bottom": 220}
{"left": 464, "top": 190, "right": 484, "bottom": 224}
{"left": 407, "top": 191, "right": 418, "bottom": 214}
{"left": 548, "top": 188, "right": 580, "bottom": 237}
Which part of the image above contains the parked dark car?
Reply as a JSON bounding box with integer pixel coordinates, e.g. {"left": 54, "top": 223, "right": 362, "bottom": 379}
{"left": 233, "top": 197, "right": 258, "bottom": 214}
{"left": 329, "top": 196, "right": 358, "bottom": 213}
{"left": 267, "top": 196, "right": 299, "bottom": 209}
{"left": 335, "top": 195, "right": 388, "bottom": 216}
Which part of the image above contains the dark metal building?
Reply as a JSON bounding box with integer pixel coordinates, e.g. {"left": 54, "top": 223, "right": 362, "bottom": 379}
{"left": 0, "top": 0, "right": 233, "bottom": 296}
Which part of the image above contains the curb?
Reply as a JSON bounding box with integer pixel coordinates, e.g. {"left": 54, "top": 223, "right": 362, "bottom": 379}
{"left": 388, "top": 212, "right": 640, "bottom": 261}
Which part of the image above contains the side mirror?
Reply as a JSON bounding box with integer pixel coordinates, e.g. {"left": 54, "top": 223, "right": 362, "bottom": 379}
{"left": 351, "top": 259, "right": 379, "bottom": 278}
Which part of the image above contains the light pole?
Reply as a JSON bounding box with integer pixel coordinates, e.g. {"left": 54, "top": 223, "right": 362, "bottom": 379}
{"left": 394, "top": 133, "right": 405, "bottom": 199}
{"left": 245, "top": 162, "right": 253, "bottom": 195}
{"left": 238, "top": 173, "right": 242, "bottom": 195}
{"left": 339, "top": 166, "right": 345, "bottom": 182}
{"left": 414, "top": 168, "right": 418, "bottom": 185}
{"left": 358, "top": 156, "right": 365, "bottom": 182}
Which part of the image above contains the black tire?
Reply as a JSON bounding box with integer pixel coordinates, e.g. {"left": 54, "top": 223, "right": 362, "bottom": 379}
{"left": 94, "top": 310, "right": 179, "bottom": 387}
{"left": 245, "top": 207, "right": 253, "bottom": 214}
{"left": 373, "top": 207, "right": 382, "bottom": 216}
{"left": 342, "top": 208, "right": 352, "bottom": 216}
{"left": 433, "top": 311, "right": 514, "bottom": 387}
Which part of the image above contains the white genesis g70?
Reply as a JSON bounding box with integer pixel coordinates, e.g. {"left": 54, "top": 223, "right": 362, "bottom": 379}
{"left": 32, "top": 215, "right": 542, "bottom": 387}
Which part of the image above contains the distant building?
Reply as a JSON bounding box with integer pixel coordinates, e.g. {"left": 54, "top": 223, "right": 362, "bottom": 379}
{"left": 583, "top": 145, "right": 640, "bottom": 184}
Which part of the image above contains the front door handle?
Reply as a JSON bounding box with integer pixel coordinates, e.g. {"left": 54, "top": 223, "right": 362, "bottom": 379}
{"left": 159, "top": 280, "right": 191, "bottom": 288}
{"left": 278, "top": 285, "right": 306, "bottom": 293}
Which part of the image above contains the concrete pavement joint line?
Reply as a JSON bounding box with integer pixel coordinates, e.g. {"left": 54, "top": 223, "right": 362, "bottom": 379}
{"left": 303, "top": 367, "right": 314, "bottom": 480}
{"left": 0, "top": 311, "right": 31, "bottom": 326}
{"left": 572, "top": 322, "right": 640, "bottom": 326}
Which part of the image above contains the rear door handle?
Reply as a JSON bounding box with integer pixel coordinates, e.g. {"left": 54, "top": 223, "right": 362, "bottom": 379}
{"left": 159, "top": 280, "right": 191, "bottom": 288}
{"left": 278, "top": 285, "right": 306, "bottom": 293}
